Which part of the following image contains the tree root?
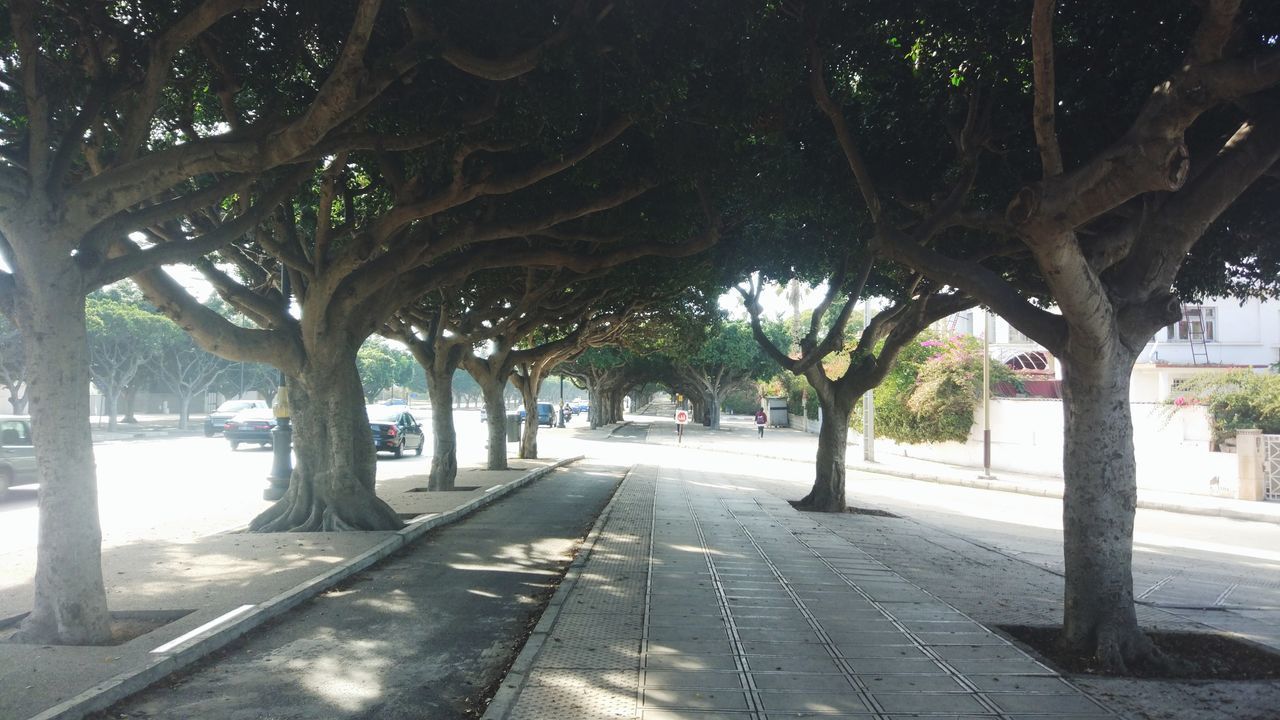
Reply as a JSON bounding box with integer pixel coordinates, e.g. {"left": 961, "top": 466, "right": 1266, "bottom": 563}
{"left": 789, "top": 490, "right": 843, "bottom": 513}
{"left": 251, "top": 475, "right": 403, "bottom": 532}
{"left": 1078, "top": 622, "right": 1181, "bottom": 675}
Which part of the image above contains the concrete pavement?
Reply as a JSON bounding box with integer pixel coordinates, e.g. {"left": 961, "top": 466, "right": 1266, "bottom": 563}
{"left": 1, "top": 455, "right": 580, "bottom": 720}
{"left": 6, "top": 412, "right": 1280, "bottom": 720}
{"left": 486, "top": 462, "right": 1123, "bottom": 719}
{"left": 642, "top": 410, "right": 1280, "bottom": 526}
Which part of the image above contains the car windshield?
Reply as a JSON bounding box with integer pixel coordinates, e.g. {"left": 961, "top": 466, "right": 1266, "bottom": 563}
{"left": 216, "top": 400, "right": 259, "bottom": 413}
{"left": 366, "top": 407, "right": 403, "bottom": 423}
{"left": 230, "top": 408, "right": 273, "bottom": 421}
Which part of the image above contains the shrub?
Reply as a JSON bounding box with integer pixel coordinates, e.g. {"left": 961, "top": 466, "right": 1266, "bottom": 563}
{"left": 873, "top": 332, "right": 1020, "bottom": 444}
{"left": 1170, "top": 370, "right": 1280, "bottom": 445}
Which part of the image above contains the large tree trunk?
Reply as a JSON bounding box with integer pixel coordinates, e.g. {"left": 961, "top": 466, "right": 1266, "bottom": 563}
{"left": 15, "top": 274, "right": 113, "bottom": 645}
{"left": 1059, "top": 347, "right": 1157, "bottom": 672}
{"left": 708, "top": 386, "right": 722, "bottom": 429}
{"left": 177, "top": 394, "right": 193, "bottom": 430}
{"left": 794, "top": 384, "right": 853, "bottom": 513}
{"left": 251, "top": 351, "right": 402, "bottom": 532}
{"left": 516, "top": 379, "right": 541, "bottom": 460}
{"left": 479, "top": 378, "right": 509, "bottom": 471}
{"left": 426, "top": 362, "right": 459, "bottom": 490}
{"left": 120, "top": 384, "right": 139, "bottom": 423}
{"left": 9, "top": 387, "right": 27, "bottom": 414}
{"left": 102, "top": 388, "right": 120, "bottom": 431}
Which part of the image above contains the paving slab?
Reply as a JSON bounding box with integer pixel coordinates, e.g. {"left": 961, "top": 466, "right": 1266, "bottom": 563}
{"left": 484, "top": 462, "right": 1127, "bottom": 720}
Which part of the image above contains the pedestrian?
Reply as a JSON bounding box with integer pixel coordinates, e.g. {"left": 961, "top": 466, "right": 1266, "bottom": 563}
{"left": 754, "top": 407, "right": 767, "bottom": 438}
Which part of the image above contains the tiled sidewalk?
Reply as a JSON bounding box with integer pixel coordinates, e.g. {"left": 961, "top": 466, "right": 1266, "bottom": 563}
{"left": 487, "top": 464, "right": 1122, "bottom": 719}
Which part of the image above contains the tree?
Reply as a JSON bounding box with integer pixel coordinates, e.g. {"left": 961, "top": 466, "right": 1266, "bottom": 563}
{"left": 131, "top": 0, "right": 724, "bottom": 536}
{"left": 0, "top": 0, "right": 426, "bottom": 644}
{"left": 671, "top": 319, "right": 771, "bottom": 429}
{"left": 155, "top": 325, "right": 232, "bottom": 430}
{"left": 0, "top": 315, "right": 27, "bottom": 414}
{"left": 795, "top": 0, "right": 1280, "bottom": 669}
{"left": 356, "top": 339, "right": 414, "bottom": 403}
{"left": 740, "top": 268, "right": 972, "bottom": 511}
{"left": 86, "top": 298, "right": 170, "bottom": 432}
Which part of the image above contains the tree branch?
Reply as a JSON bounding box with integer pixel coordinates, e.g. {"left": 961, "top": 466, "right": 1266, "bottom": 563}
{"left": 806, "top": 13, "right": 882, "bottom": 223}
{"left": 1031, "top": 0, "right": 1063, "bottom": 177}
{"left": 876, "top": 226, "right": 1067, "bottom": 352}
{"left": 404, "top": 1, "right": 583, "bottom": 81}
{"left": 11, "top": 0, "right": 49, "bottom": 189}
{"left": 118, "top": 0, "right": 261, "bottom": 163}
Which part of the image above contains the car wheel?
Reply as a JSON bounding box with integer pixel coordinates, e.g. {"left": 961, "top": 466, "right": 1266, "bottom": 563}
{"left": 393, "top": 441, "right": 403, "bottom": 459}
{"left": 0, "top": 467, "right": 10, "bottom": 502}
{"left": 415, "top": 441, "right": 423, "bottom": 456}
{"left": 229, "top": 440, "right": 240, "bottom": 450}
{"left": 204, "top": 427, "right": 215, "bottom": 438}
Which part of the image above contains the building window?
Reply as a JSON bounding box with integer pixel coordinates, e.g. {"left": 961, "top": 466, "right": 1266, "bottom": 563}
{"left": 1166, "top": 306, "right": 1215, "bottom": 342}
{"left": 1007, "top": 326, "right": 1033, "bottom": 344}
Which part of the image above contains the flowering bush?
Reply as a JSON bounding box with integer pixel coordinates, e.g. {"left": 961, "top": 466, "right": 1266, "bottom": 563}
{"left": 870, "top": 331, "right": 1020, "bottom": 444}
{"left": 1168, "top": 370, "right": 1280, "bottom": 445}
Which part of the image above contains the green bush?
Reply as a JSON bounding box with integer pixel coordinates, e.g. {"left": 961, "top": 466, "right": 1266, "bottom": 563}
{"left": 872, "top": 332, "right": 1020, "bottom": 444}
{"left": 1170, "top": 370, "right": 1280, "bottom": 444}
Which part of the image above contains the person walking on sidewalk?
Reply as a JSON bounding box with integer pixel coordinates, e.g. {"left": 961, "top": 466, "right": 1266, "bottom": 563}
{"left": 754, "top": 407, "right": 767, "bottom": 438}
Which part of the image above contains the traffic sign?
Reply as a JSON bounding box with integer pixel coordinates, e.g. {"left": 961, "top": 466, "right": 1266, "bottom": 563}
{"left": 675, "top": 409, "right": 689, "bottom": 424}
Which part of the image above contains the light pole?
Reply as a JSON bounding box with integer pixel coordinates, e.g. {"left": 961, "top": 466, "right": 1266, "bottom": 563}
{"left": 981, "top": 310, "right": 993, "bottom": 478}
{"left": 265, "top": 265, "right": 293, "bottom": 501}
{"left": 862, "top": 300, "right": 875, "bottom": 462}
{"left": 557, "top": 375, "right": 565, "bottom": 428}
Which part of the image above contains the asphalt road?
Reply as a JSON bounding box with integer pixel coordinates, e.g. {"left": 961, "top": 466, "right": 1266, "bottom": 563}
{"left": 0, "top": 408, "right": 568, "bottom": 599}
{"left": 89, "top": 461, "right": 623, "bottom": 720}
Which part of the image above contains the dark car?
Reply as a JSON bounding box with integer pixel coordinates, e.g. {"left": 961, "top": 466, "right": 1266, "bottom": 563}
{"left": 204, "top": 399, "right": 268, "bottom": 437}
{"left": 367, "top": 405, "right": 425, "bottom": 458}
{"left": 224, "top": 408, "right": 277, "bottom": 450}
{"left": 518, "top": 402, "right": 556, "bottom": 427}
{"left": 0, "top": 415, "right": 36, "bottom": 500}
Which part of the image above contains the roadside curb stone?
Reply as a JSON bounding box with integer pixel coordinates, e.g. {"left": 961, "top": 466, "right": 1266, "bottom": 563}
{"left": 23, "top": 456, "right": 583, "bottom": 720}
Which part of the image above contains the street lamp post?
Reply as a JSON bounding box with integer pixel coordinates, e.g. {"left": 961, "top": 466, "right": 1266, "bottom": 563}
{"left": 981, "top": 310, "right": 993, "bottom": 478}
{"left": 557, "top": 375, "right": 565, "bottom": 428}
{"left": 265, "top": 265, "right": 293, "bottom": 501}
{"left": 862, "top": 301, "right": 875, "bottom": 462}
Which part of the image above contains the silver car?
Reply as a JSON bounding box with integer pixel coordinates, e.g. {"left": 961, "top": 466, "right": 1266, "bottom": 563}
{"left": 0, "top": 415, "right": 36, "bottom": 501}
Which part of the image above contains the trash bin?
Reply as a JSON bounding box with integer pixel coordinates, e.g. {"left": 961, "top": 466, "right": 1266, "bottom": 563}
{"left": 506, "top": 413, "right": 523, "bottom": 442}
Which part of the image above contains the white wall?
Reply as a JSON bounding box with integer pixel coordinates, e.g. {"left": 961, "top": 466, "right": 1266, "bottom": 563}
{"left": 874, "top": 397, "right": 1240, "bottom": 498}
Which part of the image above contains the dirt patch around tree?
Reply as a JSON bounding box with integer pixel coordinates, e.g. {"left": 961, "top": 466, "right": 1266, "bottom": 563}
{"left": 1000, "top": 625, "right": 1280, "bottom": 680}
{"left": 0, "top": 610, "right": 192, "bottom": 646}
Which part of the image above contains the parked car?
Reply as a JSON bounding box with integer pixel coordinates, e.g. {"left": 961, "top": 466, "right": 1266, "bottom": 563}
{"left": 204, "top": 399, "right": 268, "bottom": 437}
{"left": 0, "top": 415, "right": 36, "bottom": 500}
{"left": 571, "top": 400, "right": 589, "bottom": 415}
{"left": 383, "top": 398, "right": 407, "bottom": 406}
{"left": 522, "top": 401, "right": 555, "bottom": 427}
{"left": 367, "top": 405, "right": 425, "bottom": 458}
{"left": 224, "top": 408, "right": 277, "bottom": 450}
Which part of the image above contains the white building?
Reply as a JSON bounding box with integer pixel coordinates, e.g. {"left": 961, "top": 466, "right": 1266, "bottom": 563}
{"left": 952, "top": 298, "right": 1280, "bottom": 402}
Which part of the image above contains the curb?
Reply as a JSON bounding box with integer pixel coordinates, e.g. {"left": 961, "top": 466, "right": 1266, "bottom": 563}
{"left": 26, "top": 456, "right": 584, "bottom": 720}
{"left": 605, "top": 421, "right": 632, "bottom": 438}
{"left": 480, "top": 464, "right": 634, "bottom": 720}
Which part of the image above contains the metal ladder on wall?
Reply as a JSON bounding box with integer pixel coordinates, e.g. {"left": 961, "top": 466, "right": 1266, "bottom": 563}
{"left": 1182, "top": 304, "right": 1211, "bottom": 365}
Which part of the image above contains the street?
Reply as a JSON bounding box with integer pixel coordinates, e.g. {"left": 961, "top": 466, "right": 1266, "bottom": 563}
{"left": 0, "top": 407, "right": 541, "bottom": 600}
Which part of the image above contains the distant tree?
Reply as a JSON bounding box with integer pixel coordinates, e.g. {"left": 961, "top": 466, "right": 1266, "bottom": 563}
{"left": 155, "top": 325, "right": 232, "bottom": 430}
{"left": 85, "top": 298, "right": 170, "bottom": 432}
{"left": 671, "top": 320, "right": 772, "bottom": 429}
{"left": 356, "top": 340, "right": 414, "bottom": 403}
{"left": 451, "top": 369, "right": 483, "bottom": 407}
{"left": 0, "top": 315, "right": 27, "bottom": 414}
